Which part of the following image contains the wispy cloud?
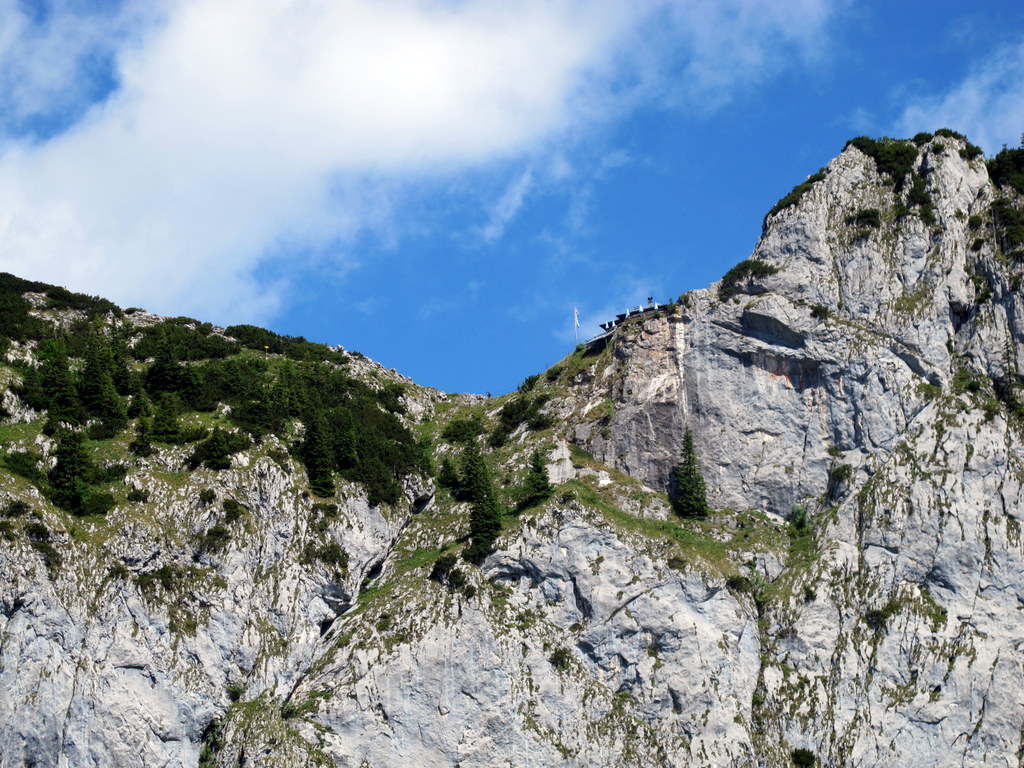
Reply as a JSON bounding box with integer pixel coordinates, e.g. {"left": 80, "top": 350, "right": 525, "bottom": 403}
{"left": 479, "top": 169, "right": 534, "bottom": 242}
{"left": 0, "top": 0, "right": 846, "bottom": 324}
{"left": 895, "top": 42, "right": 1024, "bottom": 153}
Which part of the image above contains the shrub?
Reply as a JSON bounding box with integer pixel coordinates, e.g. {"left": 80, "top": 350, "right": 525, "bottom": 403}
{"left": 226, "top": 682, "right": 245, "bottom": 703}
{"left": 87, "top": 418, "right": 126, "bottom": 441}
{"left": 810, "top": 304, "right": 830, "bottom": 320}
{"left": 548, "top": 647, "right": 572, "bottom": 669}
{"left": 198, "top": 524, "right": 231, "bottom": 552}
{"left": 517, "top": 374, "right": 539, "bottom": 393}
{"left": 4, "top": 452, "right": 44, "bottom": 485}
{"left": 846, "top": 136, "right": 918, "bottom": 187}
{"left": 186, "top": 427, "right": 251, "bottom": 470}
{"left": 911, "top": 131, "right": 933, "bottom": 146}
{"left": 865, "top": 598, "right": 902, "bottom": 631}
{"left": 303, "top": 541, "right": 349, "bottom": 575}
{"left": 968, "top": 214, "right": 984, "bottom": 230}
{"left": 791, "top": 748, "right": 816, "bottom": 767}
{"left": 845, "top": 208, "right": 881, "bottom": 229}
{"left": 198, "top": 489, "right": 216, "bottom": 505}
{"left": 908, "top": 176, "right": 936, "bottom": 224}
{"left": 988, "top": 147, "right": 1024, "bottom": 194}
{"left": 763, "top": 170, "right": 826, "bottom": 228}
{"left": 791, "top": 504, "right": 809, "bottom": 532}
{"left": 442, "top": 414, "right": 484, "bottom": 445}
{"left": 81, "top": 491, "right": 116, "bottom": 517}
{"left": 718, "top": 259, "right": 779, "bottom": 301}
{"left": 222, "top": 498, "right": 247, "bottom": 523}
{"left": 429, "top": 553, "right": 458, "bottom": 583}
{"left": 2, "top": 500, "right": 30, "bottom": 518}
{"left": 126, "top": 488, "right": 150, "bottom": 503}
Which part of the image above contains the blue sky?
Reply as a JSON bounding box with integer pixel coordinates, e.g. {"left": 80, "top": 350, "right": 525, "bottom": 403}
{"left": 1, "top": 0, "right": 1023, "bottom": 394}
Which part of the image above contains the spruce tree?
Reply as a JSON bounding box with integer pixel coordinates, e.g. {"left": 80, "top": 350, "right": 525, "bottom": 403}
{"left": 300, "top": 413, "right": 335, "bottom": 497}
{"left": 672, "top": 428, "right": 710, "bottom": 519}
{"left": 436, "top": 457, "right": 461, "bottom": 492}
{"left": 150, "top": 393, "right": 183, "bottom": 442}
{"left": 461, "top": 443, "right": 502, "bottom": 560}
{"left": 38, "top": 339, "right": 81, "bottom": 425}
{"left": 80, "top": 335, "right": 125, "bottom": 422}
{"left": 51, "top": 429, "right": 92, "bottom": 513}
{"left": 519, "top": 449, "right": 553, "bottom": 510}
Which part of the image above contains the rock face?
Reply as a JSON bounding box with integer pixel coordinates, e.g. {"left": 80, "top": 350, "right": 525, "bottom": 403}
{"left": 2, "top": 134, "right": 1023, "bottom": 767}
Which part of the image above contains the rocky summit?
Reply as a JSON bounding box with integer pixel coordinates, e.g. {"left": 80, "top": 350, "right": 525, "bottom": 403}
{"left": 2, "top": 130, "right": 1023, "bottom": 767}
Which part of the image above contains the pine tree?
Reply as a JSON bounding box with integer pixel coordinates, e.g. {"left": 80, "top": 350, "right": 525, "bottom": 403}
{"left": 300, "top": 413, "right": 335, "bottom": 497}
{"left": 519, "top": 449, "right": 553, "bottom": 510}
{"left": 80, "top": 335, "right": 125, "bottom": 422}
{"left": 51, "top": 429, "right": 92, "bottom": 513}
{"left": 38, "top": 339, "right": 81, "bottom": 425}
{"left": 145, "top": 332, "right": 182, "bottom": 394}
{"left": 462, "top": 443, "right": 502, "bottom": 560}
{"left": 672, "top": 428, "right": 710, "bottom": 519}
{"left": 437, "top": 457, "right": 461, "bottom": 492}
{"left": 150, "top": 393, "right": 183, "bottom": 442}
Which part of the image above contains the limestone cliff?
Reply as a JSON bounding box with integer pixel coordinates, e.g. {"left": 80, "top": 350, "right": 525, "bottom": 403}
{"left": 1, "top": 131, "right": 1022, "bottom": 767}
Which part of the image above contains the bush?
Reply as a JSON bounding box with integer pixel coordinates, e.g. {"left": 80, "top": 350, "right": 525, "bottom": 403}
{"left": 126, "top": 488, "right": 150, "bottom": 503}
{"left": 548, "top": 647, "right": 572, "bottom": 669}
{"left": 791, "top": 748, "right": 816, "bottom": 767}
{"left": 303, "top": 541, "right": 349, "bottom": 575}
{"left": 908, "top": 176, "right": 936, "bottom": 224}
{"left": 222, "top": 498, "right": 248, "bottom": 523}
{"left": 517, "top": 374, "right": 539, "bottom": 393}
{"left": 845, "top": 208, "right": 881, "bottom": 229}
{"left": 763, "top": 171, "right": 826, "bottom": 228}
{"left": 442, "top": 415, "right": 484, "bottom": 445}
{"left": 988, "top": 147, "right": 1024, "bottom": 194}
{"left": 846, "top": 136, "right": 918, "bottom": 187}
{"left": 81, "top": 491, "right": 116, "bottom": 517}
{"left": 87, "top": 418, "right": 126, "bottom": 441}
{"left": 186, "top": 427, "right": 251, "bottom": 470}
{"left": 4, "top": 451, "right": 44, "bottom": 485}
{"left": 199, "top": 489, "right": 216, "bottom": 505}
{"left": 2, "top": 500, "right": 30, "bottom": 518}
{"left": 198, "top": 524, "right": 231, "bottom": 552}
{"left": 718, "top": 259, "right": 779, "bottom": 301}
{"left": 430, "top": 553, "right": 458, "bottom": 583}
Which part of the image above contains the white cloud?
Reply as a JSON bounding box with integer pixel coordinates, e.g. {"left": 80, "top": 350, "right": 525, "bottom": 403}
{"left": 0, "top": 0, "right": 844, "bottom": 323}
{"left": 895, "top": 42, "right": 1024, "bottom": 154}
{"left": 479, "top": 168, "right": 534, "bottom": 242}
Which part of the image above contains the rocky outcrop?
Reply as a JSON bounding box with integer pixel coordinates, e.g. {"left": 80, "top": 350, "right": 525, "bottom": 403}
{"left": 2, "top": 134, "right": 1023, "bottom": 767}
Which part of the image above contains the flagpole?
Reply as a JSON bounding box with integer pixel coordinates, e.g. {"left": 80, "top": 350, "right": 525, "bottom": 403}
{"left": 573, "top": 305, "right": 579, "bottom": 347}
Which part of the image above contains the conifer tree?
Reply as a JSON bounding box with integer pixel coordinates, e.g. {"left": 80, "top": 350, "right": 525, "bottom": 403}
{"left": 145, "top": 332, "right": 181, "bottom": 394}
{"left": 80, "top": 335, "right": 125, "bottom": 422}
{"left": 519, "top": 449, "right": 553, "bottom": 510}
{"left": 301, "top": 413, "right": 335, "bottom": 497}
{"left": 672, "top": 428, "right": 710, "bottom": 519}
{"left": 51, "top": 429, "right": 92, "bottom": 513}
{"left": 437, "top": 457, "right": 461, "bottom": 492}
{"left": 150, "top": 393, "right": 183, "bottom": 442}
{"left": 462, "top": 443, "right": 502, "bottom": 560}
{"left": 38, "top": 339, "right": 81, "bottom": 425}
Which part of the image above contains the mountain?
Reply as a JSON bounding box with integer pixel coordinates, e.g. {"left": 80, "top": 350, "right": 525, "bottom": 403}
{"left": 1, "top": 129, "right": 1023, "bottom": 768}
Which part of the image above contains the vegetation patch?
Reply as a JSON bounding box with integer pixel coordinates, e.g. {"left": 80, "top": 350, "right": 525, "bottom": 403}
{"left": 845, "top": 208, "right": 881, "bottom": 230}
{"left": 763, "top": 171, "right": 826, "bottom": 229}
{"left": 718, "top": 259, "right": 780, "bottom": 301}
{"left": 846, "top": 136, "right": 918, "bottom": 188}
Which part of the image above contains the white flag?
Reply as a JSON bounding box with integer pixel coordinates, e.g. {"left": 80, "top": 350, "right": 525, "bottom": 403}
{"left": 574, "top": 306, "right": 580, "bottom": 328}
